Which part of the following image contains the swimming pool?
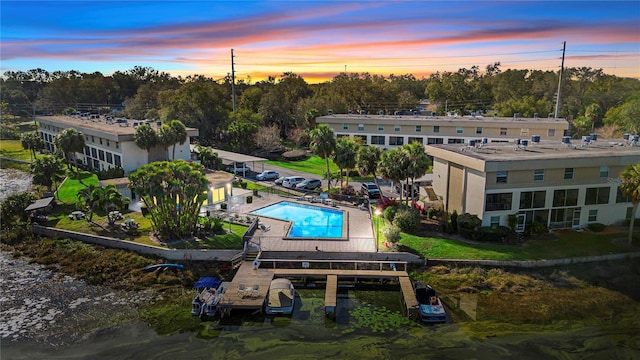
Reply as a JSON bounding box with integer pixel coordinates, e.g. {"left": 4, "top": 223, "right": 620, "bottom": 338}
{"left": 251, "top": 201, "right": 345, "bottom": 238}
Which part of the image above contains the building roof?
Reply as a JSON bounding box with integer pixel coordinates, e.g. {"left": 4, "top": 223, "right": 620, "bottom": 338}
{"left": 426, "top": 138, "right": 640, "bottom": 166}
{"left": 36, "top": 115, "right": 199, "bottom": 139}
{"left": 317, "top": 113, "right": 569, "bottom": 127}
{"left": 24, "top": 197, "right": 54, "bottom": 211}
{"left": 190, "top": 145, "right": 267, "bottom": 164}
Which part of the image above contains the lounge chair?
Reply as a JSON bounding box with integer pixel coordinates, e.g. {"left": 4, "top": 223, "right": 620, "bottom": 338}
{"left": 250, "top": 284, "right": 260, "bottom": 298}
{"left": 259, "top": 222, "right": 271, "bottom": 231}
{"left": 237, "top": 283, "right": 247, "bottom": 297}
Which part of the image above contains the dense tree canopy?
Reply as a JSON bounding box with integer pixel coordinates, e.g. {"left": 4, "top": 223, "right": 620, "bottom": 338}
{"left": 128, "top": 160, "right": 208, "bottom": 240}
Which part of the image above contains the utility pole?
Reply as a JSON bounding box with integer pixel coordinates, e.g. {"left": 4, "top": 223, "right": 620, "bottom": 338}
{"left": 231, "top": 49, "right": 237, "bottom": 112}
{"left": 554, "top": 41, "right": 566, "bottom": 120}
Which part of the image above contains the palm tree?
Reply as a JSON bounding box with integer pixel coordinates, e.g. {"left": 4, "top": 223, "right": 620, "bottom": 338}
{"left": 356, "top": 145, "right": 383, "bottom": 192}
{"left": 134, "top": 123, "right": 158, "bottom": 158}
{"left": 54, "top": 128, "right": 85, "bottom": 170}
{"left": 77, "top": 184, "right": 100, "bottom": 222}
{"left": 77, "top": 184, "right": 129, "bottom": 224}
{"left": 168, "top": 120, "right": 188, "bottom": 160}
{"left": 403, "top": 142, "right": 431, "bottom": 201}
{"left": 309, "top": 124, "right": 336, "bottom": 192}
{"left": 31, "top": 155, "right": 66, "bottom": 192}
{"left": 333, "top": 137, "right": 359, "bottom": 189}
{"left": 619, "top": 163, "right": 640, "bottom": 244}
{"left": 157, "top": 124, "right": 174, "bottom": 160}
{"left": 21, "top": 131, "right": 44, "bottom": 161}
{"left": 379, "top": 147, "right": 410, "bottom": 206}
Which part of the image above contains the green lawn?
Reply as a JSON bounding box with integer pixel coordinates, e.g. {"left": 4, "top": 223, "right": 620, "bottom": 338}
{"left": 0, "top": 139, "right": 33, "bottom": 162}
{"left": 266, "top": 155, "right": 372, "bottom": 181}
{"left": 396, "top": 228, "right": 638, "bottom": 261}
{"left": 57, "top": 172, "right": 100, "bottom": 204}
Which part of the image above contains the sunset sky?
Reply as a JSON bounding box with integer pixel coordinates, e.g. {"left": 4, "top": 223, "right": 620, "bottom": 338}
{"left": 2, "top": 1, "right": 639, "bottom": 83}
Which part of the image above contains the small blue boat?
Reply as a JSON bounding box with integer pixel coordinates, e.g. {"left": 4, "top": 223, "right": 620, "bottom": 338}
{"left": 143, "top": 263, "right": 184, "bottom": 272}
{"left": 414, "top": 282, "right": 446, "bottom": 323}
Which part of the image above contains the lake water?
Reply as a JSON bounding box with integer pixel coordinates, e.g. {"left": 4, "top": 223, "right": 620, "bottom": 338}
{"left": 3, "top": 279, "right": 639, "bottom": 360}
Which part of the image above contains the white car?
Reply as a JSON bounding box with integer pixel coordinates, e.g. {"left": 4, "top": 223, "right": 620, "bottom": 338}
{"left": 256, "top": 170, "right": 279, "bottom": 181}
{"left": 282, "top": 176, "right": 305, "bottom": 188}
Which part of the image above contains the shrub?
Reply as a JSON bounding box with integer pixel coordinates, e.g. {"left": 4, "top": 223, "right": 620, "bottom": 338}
{"left": 427, "top": 207, "right": 439, "bottom": 219}
{"left": 382, "top": 224, "right": 401, "bottom": 244}
{"left": 384, "top": 206, "right": 398, "bottom": 222}
{"left": 450, "top": 210, "right": 458, "bottom": 230}
{"left": 457, "top": 213, "right": 482, "bottom": 239}
{"left": 393, "top": 207, "right": 421, "bottom": 232}
{"left": 246, "top": 195, "right": 253, "bottom": 204}
{"left": 531, "top": 221, "right": 547, "bottom": 234}
{"left": 340, "top": 185, "right": 356, "bottom": 196}
{"left": 476, "top": 226, "right": 512, "bottom": 242}
{"left": 587, "top": 223, "right": 606, "bottom": 232}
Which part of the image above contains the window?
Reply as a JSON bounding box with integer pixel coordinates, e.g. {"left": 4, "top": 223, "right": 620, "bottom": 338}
{"left": 98, "top": 150, "right": 105, "bottom": 161}
{"left": 415, "top": 125, "right": 422, "bottom": 133}
{"left": 85, "top": 146, "right": 90, "bottom": 156}
{"left": 99, "top": 138, "right": 103, "bottom": 145}
{"left": 91, "top": 148, "right": 97, "bottom": 158}
{"left": 389, "top": 136, "right": 404, "bottom": 146}
{"left": 476, "top": 127, "right": 483, "bottom": 134}
{"left": 496, "top": 171, "right": 508, "bottom": 184}
{"left": 448, "top": 138, "right": 464, "bottom": 144}
{"left": 336, "top": 134, "right": 348, "bottom": 139}
{"left": 343, "top": 124, "right": 349, "bottom": 130}
{"left": 354, "top": 135, "right": 367, "bottom": 143}
{"left": 408, "top": 137, "right": 423, "bottom": 144}
{"left": 585, "top": 187, "right": 610, "bottom": 205}
{"left": 553, "top": 189, "right": 579, "bottom": 207}
{"left": 548, "top": 129, "right": 555, "bottom": 137}
{"left": 371, "top": 136, "right": 385, "bottom": 145}
{"left": 106, "top": 140, "right": 110, "bottom": 147}
{"left": 500, "top": 128, "right": 507, "bottom": 136}
{"left": 358, "top": 124, "right": 364, "bottom": 131}
{"left": 534, "top": 169, "right": 545, "bottom": 182}
{"left": 394, "top": 125, "right": 401, "bottom": 132}
{"left": 490, "top": 216, "right": 500, "bottom": 227}
{"left": 378, "top": 124, "right": 384, "bottom": 131}
{"left": 433, "top": 126, "right": 440, "bottom": 133}
{"left": 456, "top": 127, "right": 463, "bottom": 134}
{"left": 485, "top": 193, "right": 513, "bottom": 211}
{"left": 599, "top": 166, "right": 609, "bottom": 178}
{"left": 617, "top": 187, "right": 632, "bottom": 203}
{"left": 564, "top": 168, "right": 574, "bottom": 180}
{"left": 106, "top": 152, "right": 113, "bottom": 164}
{"left": 588, "top": 209, "right": 598, "bottom": 222}
{"left": 116, "top": 142, "right": 119, "bottom": 149}
{"left": 114, "top": 154, "right": 122, "bottom": 167}
{"left": 427, "top": 138, "right": 443, "bottom": 144}
{"left": 91, "top": 136, "right": 95, "bottom": 142}
{"left": 520, "top": 191, "right": 546, "bottom": 209}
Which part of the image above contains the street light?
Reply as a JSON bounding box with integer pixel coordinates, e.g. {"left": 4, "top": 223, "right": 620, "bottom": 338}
{"left": 374, "top": 208, "right": 382, "bottom": 252}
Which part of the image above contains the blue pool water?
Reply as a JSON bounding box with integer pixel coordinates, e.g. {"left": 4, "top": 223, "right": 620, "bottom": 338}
{"left": 251, "top": 201, "right": 344, "bottom": 238}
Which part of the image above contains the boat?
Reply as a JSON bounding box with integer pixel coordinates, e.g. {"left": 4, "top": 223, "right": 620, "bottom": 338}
{"left": 413, "top": 281, "right": 446, "bottom": 323}
{"left": 191, "top": 277, "right": 229, "bottom": 317}
{"left": 265, "top": 278, "right": 295, "bottom": 315}
{"left": 143, "top": 263, "right": 184, "bottom": 272}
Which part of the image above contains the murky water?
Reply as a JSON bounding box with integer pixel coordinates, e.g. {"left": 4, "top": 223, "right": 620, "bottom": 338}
{"left": 0, "top": 168, "right": 33, "bottom": 202}
{"left": 2, "top": 273, "right": 639, "bottom": 359}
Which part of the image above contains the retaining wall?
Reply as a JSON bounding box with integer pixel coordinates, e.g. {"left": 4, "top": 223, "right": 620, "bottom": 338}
{"left": 427, "top": 252, "right": 640, "bottom": 268}
{"left": 32, "top": 225, "right": 242, "bottom": 261}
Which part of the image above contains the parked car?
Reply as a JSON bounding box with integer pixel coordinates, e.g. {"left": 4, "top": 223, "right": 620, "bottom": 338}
{"left": 360, "top": 182, "right": 381, "bottom": 199}
{"left": 282, "top": 176, "right": 305, "bottom": 188}
{"left": 225, "top": 162, "right": 251, "bottom": 175}
{"left": 395, "top": 183, "right": 420, "bottom": 197}
{"left": 296, "top": 179, "right": 322, "bottom": 190}
{"left": 256, "top": 170, "right": 279, "bottom": 181}
{"left": 68, "top": 211, "right": 86, "bottom": 220}
{"left": 274, "top": 176, "right": 287, "bottom": 185}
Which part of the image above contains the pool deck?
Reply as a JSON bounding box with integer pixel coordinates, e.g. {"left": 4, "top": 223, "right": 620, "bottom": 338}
{"left": 230, "top": 192, "right": 377, "bottom": 253}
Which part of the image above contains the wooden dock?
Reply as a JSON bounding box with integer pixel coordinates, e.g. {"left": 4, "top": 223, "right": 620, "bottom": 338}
{"left": 398, "top": 276, "right": 419, "bottom": 320}
{"left": 324, "top": 274, "right": 337, "bottom": 318}
{"left": 218, "top": 259, "right": 418, "bottom": 319}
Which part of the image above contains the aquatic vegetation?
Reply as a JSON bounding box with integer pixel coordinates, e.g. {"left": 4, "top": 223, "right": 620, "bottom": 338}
{"left": 346, "top": 305, "right": 415, "bottom": 334}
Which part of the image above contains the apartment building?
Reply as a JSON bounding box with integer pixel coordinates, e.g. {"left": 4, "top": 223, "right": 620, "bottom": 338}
{"left": 316, "top": 112, "right": 569, "bottom": 148}
{"left": 37, "top": 115, "right": 198, "bottom": 175}
{"left": 425, "top": 137, "right": 640, "bottom": 231}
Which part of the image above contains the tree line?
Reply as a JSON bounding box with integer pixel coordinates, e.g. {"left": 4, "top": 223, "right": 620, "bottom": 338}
{"left": 2, "top": 65, "right": 639, "bottom": 155}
